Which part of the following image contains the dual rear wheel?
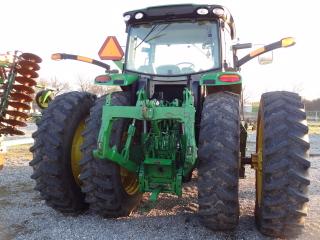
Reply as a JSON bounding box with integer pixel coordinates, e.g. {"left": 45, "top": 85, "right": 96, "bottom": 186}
{"left": 197, "top": 91, "right": 310, "bottom": 238}
{"left": 30, "top": 90, "right": 310, "bottom": 238}
{"left": 254, "top": 91, "right": 310, "bottom": 237}
{"left": 30, "top": 91, "right": 141, "bottom": 216}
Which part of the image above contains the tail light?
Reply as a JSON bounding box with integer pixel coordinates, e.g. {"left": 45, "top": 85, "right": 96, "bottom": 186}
{"left": 219, "top": 74, "right": 241, "bottom": 82}
{"left": 95, "top": 75, "right": 111, "bottom": 83}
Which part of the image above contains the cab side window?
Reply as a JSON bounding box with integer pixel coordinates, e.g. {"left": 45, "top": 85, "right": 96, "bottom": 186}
{"left": 222, "top": 24, "right": 234, "bottom": 69}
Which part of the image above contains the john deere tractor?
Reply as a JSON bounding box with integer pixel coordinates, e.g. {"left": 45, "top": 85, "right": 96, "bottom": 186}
{"left": 30, "top": 4, "right": 310, "bottom": 238}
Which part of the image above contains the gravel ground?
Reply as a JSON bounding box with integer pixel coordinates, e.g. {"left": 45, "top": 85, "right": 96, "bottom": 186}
{"left": 0, "top": 134, "right": 319, "bottom": 240}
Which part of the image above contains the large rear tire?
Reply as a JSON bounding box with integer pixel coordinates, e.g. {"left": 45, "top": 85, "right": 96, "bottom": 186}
{"left": 255, "top": 91, "right": 310, "bottom": 238}
{"left": 79, "top": 91, "right": 142, "bottom": 217}
{"left": 198, "top": 92, "right": 240, "bottom": 230}
{"left": 30, "top": 91, "right": 95, "bottom": 213}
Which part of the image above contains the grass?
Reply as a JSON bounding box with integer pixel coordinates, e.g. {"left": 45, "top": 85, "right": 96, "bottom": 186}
{"left": 5, "top": 144, "right": 33, "bottom": 161}
{"left": 308, "top": 122, "right": 320, "bottom": 134}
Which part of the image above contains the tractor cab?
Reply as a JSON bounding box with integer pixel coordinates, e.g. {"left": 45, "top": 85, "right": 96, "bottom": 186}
{"left": 123, "top": 4, "right": 235, "bottom": 77}
{"left": 98, "top": 4, "right": 237, "bottom": 103}
{"left": 52, "top": 4, "right": 294, "bottom": 103}
{"left": 96, "top": 4, "right": 293, "bottom": 102}
{"left": 126, "top": 21, "right": 219, "bottom": 75}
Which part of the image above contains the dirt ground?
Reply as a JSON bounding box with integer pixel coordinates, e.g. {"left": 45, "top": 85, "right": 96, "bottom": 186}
{"left": 0, "top": 135, "right": 319, "bottom": 240}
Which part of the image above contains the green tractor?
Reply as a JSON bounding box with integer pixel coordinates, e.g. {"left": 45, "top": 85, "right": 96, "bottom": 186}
{"left": 30, "top": 4, "right": 310, "bottom": 238}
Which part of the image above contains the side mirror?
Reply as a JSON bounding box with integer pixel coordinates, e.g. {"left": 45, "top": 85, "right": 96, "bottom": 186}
{"left": 255, "top": 44, "right": 273, "bottom": 65}
{"left": 258, "top": 51, "right": 273, "bottom": 65}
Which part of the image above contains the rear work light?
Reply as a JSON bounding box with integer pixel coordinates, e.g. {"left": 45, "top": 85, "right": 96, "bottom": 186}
{"left": 219, "top": 74, "right": 241, "bottom": 82}
{"left": 197, "top": 8, "right": 209, "bottom": 15}
{"left": 212, "top": 8, "right": 225, "bottom": 17}
{"left": 124, "top": 14, "right": 131, "bottom": 22}
{"left": 135, "top": 12, "right": 144, "bottom": 19}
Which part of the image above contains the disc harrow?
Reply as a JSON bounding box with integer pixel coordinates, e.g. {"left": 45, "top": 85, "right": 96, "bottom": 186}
{"left": 0, "top": 51, "right": 41, "bottom": 136}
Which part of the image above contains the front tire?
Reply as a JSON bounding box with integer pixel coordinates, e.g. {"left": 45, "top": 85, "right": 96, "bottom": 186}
{"left": 198, "top": 92, "right": 240, "bottom": 230}
{"left": 30, "top": 91, "right": 95, "bottom": 213}
{"left": 255, "top": 91, "right": 310, "bottom": 238}
{"left": 79, "top": 91, "right": 142, "bottom": 217}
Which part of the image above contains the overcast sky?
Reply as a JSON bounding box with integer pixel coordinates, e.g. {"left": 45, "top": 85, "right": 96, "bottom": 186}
{"left": 1, "top": 0, "right": 319, "bottom": 100}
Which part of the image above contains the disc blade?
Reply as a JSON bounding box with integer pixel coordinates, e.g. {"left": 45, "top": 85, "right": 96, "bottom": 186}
{"left": 12, "top": 84, "right": 35, "bottom": 94}
{"left": 0, "top": 118, "right": 27, "bottom": 127}
{"left": 8, "top": 101, "right": 31, "bottom": 110}
{"left": 5, "top": 110, "right": 29, "bottom": 119}
{"left": 0, "top": 126, "right": 25, "bottom": 136}
{"left": 14, "top": 76, "right": 37, "bottom": 87}
{"left": 10, "top": 92, "right": 33, "bottom": 102}
{"left": 16, "top": 68, "right": 39, "bottom": 78}
{"left": 20, "top": 53, "right": 42, "bottom": 63}
{"left": 18, "top": 60, "right": 40, "bottom": 71}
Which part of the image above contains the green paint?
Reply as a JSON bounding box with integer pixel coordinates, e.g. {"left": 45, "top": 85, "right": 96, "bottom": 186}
{"left": 200, "top": 71, "right": 242, "bottom": 86}
{"left": 93, "top": 89, "right": 197, "bottom": 200}
{"left": 0, "top": 62, "right": 10, "bottom": 84}
{"left": 40, "top": 90, "right": 54, "bottom": 107}
{"left": 113, "top": 60, "right": 124, "bottom": 70}
{"left": 150, "top": 188, "right": 161, "bottom": 202}
{"left": 0, "top": 58, "right": 19, "bottom": 117}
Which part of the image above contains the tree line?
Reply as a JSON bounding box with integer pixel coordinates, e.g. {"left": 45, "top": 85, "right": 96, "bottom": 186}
{"left": 304, "top": 98, "right": 320, "bottom": 111}
{"left": 36, "top": 76, "right": 119, "bottom": 97}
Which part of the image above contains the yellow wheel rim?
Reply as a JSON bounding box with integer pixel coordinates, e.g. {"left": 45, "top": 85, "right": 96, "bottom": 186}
{"left": 37, "top": 95, "right": 49, "bottom": 109}
{"left": 120, "top": 166, "right": 139, "bottom": 195}
{"left": 71, "top": 121, "right": 85, "bottom": 186}
{"left": 39, "top": 98, "right": 50, "bottom": 108}
{"left": 36, "top": 91, "right": 53, "bottom": 109}
{"left": 256, "top": 112, "right": 264, "bottom": 207}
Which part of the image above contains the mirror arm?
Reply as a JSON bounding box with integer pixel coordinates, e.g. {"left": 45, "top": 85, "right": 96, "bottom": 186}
{"left": 51, "top": 53, "right": 110, "bottom": 70}
{"left": 232, "top": 43, "right": 252, "bottom": 50}
{"left": 236, "top": 37, "right": 295, "bottom": 67}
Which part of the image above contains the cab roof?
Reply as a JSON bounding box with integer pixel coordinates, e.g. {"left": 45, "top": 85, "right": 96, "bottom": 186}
{"left": 123, "top": 4, "right": 236, "bottom": 39}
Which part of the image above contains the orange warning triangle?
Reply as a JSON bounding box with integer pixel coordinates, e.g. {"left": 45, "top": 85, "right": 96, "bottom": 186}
{"left": 98, "top": 36, "right": 124, "bottom": 61}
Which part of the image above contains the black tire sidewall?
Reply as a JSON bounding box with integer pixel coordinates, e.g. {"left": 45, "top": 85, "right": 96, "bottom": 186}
{"left": 80, "top": 92, "right": 142, "bottom": 217}
{"left": 30, "top": 91, "right": 95, "bottom": 212}
{"left": 254, "top": 91, "right": 310, "bottom": 237}
{"left": 198, "top": 91, "right": 240, "bottom": 230}
{"left": 60, "top": 96, "right": 94, "bottom": 202}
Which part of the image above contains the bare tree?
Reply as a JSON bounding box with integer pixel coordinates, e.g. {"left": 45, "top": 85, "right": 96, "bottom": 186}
{"left": 77, "top": 75, "right": 91, "bottom": 92}
{"left": 76, "top": 76, "right": 118, "bottom": 96}
{"left": 50, "top": 76, "right": 70, "bottom": 94}
{"left": 37, "top": 77, "right": 70, "bottom": 94}
{"left": 241, "top": 85, "right": 252, "bottom": 105}
{"left": 291, "top": 82, "right": 304, "bottom": 94}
